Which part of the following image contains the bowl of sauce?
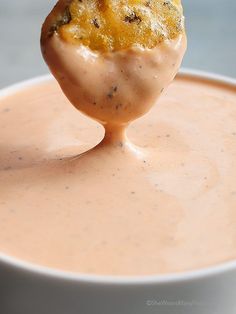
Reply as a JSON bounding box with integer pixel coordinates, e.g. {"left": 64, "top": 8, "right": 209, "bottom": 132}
{"left": 0, "top": 1, "right": 236, "bottom": 313}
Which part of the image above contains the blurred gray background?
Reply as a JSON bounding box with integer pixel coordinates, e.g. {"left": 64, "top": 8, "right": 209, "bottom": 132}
{"left": 0, "top": 0, "right": 236, "bottom": 88}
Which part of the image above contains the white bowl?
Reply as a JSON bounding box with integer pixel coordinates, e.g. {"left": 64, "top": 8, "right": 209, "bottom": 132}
{"left": 0, "top": 69, "right": 236, "bottom": 314}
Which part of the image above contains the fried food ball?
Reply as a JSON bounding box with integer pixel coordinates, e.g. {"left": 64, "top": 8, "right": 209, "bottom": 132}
{"left": 41, "top": 0, "right": 186, "bottom": 126}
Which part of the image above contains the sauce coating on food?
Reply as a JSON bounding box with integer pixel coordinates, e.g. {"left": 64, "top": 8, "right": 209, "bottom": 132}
{"left": 41, "top": 34, "right": 186, "bottom": 129}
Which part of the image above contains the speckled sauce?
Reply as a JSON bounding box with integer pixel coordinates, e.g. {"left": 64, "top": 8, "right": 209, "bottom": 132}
{"left": 0, "top": 75, "right": 236, "bottom": 275}
{"left": 41, "top": 33, "right": 186, "bottom": 126}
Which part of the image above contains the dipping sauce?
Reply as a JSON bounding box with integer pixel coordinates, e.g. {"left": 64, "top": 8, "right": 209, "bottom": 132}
{"left": 0, "top": 74, "right": 236, "bottom": 275}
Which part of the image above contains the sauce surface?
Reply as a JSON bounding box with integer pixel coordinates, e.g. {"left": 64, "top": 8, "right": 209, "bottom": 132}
{"left": 0, "top": 75, "right": 236, "bottom": 275}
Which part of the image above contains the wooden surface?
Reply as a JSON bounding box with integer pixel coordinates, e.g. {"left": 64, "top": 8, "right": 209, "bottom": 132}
{"left": 0, "top": 0, "right": 235, "bottom": 88}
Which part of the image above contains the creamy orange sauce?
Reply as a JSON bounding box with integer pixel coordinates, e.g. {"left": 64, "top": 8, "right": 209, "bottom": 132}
{"left": 41, "top": 33, "right": 186, "bottom": 127}
{"left": 0, "top": 76, "right": 236, "bottom": 275}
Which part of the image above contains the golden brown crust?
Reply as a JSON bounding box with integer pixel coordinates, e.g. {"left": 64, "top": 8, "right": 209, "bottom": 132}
{"left": 42, "top": 0, "right": 185, "bottom": 52}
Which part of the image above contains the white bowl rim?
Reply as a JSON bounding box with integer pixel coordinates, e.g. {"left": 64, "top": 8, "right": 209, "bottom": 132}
{"left": 0, "top": 68, "right": 236, "bottom": 286}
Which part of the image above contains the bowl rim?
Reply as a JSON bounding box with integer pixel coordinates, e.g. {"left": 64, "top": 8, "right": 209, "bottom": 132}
{"left": 0, "top": 68, "right": 236, "bottom": 286}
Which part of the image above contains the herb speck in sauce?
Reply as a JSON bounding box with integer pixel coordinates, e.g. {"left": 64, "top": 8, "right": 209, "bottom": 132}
{"left": 107, "top": 86, "right": 118, "bottom": 99}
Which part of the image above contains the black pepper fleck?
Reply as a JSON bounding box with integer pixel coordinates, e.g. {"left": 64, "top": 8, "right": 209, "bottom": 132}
{"left": 92, "top": 18, "right": 100, "bottom": 28}
{"left": 2, "top": 108, "right": 10, "bottom": 113}
{"left": 163, "top": 0, "right": 172, "bottom": 9}
{"left": 107, "top": 86, "right": 118, "bottom": 99}
{"left": 124, "top": 12, "right": 142, "bottom": 24}
{"left": 48, "top": 6, "right": 71, "bottom": 37}
{"left": 115, "top": 104, "right": 122, "bottom": 110}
